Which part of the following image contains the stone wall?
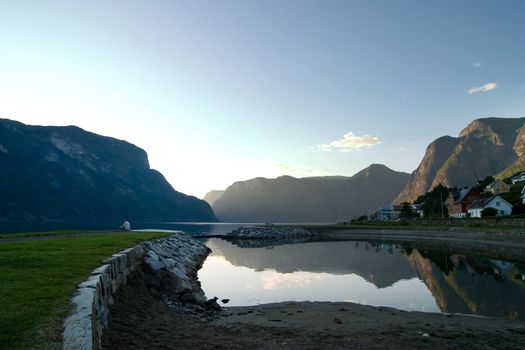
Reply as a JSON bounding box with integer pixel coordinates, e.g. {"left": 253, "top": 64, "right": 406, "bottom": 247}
{"left": 62, "top": 233, "right": 210, "bottom": 350}
{"left": 228, "top": 226, "right": 314, "bottom": 239}
{"left": 410, "top": 217, "right": 525, "bottom": 229}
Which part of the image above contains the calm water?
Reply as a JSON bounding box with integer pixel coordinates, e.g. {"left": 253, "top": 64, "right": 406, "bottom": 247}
{"left": 199, "top": 238, "right": 525, "bottom": 320}
{"left": 0, "top": 221, "right": 248, "bottom": 235}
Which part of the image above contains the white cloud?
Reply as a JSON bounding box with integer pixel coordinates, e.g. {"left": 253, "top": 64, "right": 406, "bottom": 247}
{"left": 468, "top": 82, "right": 498, "bottom": 95}
{"left": 316, "top": 132, "right": 381, "bottom": 152}
{"left": 472, "top": 62, "right": 483, "bottom": 68}
{"left": 261, "top": 272, "right": 327, "bottom": 290}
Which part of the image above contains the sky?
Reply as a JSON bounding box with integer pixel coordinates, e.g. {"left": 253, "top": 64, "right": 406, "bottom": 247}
{"left": 1, "top": 0, "right": 525, "bottom": 198}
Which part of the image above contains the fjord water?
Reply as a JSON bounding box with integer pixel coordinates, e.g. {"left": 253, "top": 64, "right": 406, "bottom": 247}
{"left": 0, "top": 222, "right": 245, "bottom": 235}
{"left": 199, "top": 238, "right": 525, "bottom": 320}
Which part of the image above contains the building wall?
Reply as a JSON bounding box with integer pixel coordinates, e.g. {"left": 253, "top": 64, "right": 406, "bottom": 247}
{"left": 468, "top": 208, "right": 483, "bottom": 218}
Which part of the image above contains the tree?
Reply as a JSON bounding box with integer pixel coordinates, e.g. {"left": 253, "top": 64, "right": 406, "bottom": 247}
{"left": 399, "top": 202, "right": 414, "bottom": 218}
{"left": 501, "top": 184, "right": 523, "bottom": 206}
{"left": 414, "top": 194, "right": 427, "bottom": 205}
{"left": 481, "top": 207, "right": 498, "bottom": 217}
{"left": 512, "top": 202, "right": 525, "bottom": 215}
{"left": 477, "top": 176, "right": 495, "bottom": 192}
{"left": 423, "top": 184, "right": 450, "bottom": 218}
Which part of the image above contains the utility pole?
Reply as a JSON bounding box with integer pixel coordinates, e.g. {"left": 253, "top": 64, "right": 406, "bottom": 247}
{"left": 440, "top": 190, "right": 444, "bottom": 218}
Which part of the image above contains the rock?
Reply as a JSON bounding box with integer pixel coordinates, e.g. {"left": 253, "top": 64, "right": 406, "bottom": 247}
{"left": 221, "top": 298, "right": 230, "bottom": 304}
{"left": 205, "top": 297, "right": 221, "bottom": 311}
{"left": 141, "top": 232, "right": 211, "bottom": 307}
{"left": 227, "top": 226, "right": 315, "bottom": 240}
{"left": 120, "top": 220, "right": 131, "bottom": 231}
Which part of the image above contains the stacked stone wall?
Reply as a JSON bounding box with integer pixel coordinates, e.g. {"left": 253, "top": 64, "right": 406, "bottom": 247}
{"left": 62, "top": 233, "right": 210, "bottom": 350}
{"left": 63, "top": 245, "right": 145, "bottom": 350}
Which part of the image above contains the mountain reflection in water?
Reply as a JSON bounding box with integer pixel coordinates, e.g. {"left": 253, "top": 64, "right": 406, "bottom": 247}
{"left": 199, "top": 238, "right": 525, "bottom": 320}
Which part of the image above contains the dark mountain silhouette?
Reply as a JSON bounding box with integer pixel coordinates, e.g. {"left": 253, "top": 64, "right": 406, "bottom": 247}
{"left": 396, "top": 117, "right": 525, "bottom": 203}
{"left": 0, "top": 118, "right": 216, "bottom": 222}
{"left": 212, "top": 164, "right": 409, "bottom": 223}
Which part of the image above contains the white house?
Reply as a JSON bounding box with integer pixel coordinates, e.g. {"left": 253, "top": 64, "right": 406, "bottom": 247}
{"left": 512, "top": 173, "right": 525, "bottom": 184}
{"left": 467, "top": 195, "right": 513, "bottom": 218}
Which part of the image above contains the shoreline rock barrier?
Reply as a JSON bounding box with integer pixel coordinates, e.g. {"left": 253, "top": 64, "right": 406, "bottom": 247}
{"left": 227, "top": 226, "right": 315, "bottom": 240}
{"left": 62, "top": 232, "right": 210, "bottom": 350}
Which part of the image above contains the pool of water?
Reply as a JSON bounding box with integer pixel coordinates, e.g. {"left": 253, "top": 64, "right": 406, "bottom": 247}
{"left": 199, "top": 238, "right": 525, "bottom": 320}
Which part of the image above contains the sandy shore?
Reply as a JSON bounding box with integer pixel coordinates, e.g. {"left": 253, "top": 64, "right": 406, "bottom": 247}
{"left": 102, "top": 268, "right": 525, "bottom": 349}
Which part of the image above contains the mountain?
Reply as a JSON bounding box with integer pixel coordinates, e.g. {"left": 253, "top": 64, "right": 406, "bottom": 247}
{"left": 0, "top": 118, "right": 216, "bottom": 222}
{"left": 212, "top": 164, "right": 410, "bottom": 223}
{"left": 396, "top": 117, "right": 525, "bottom": 203}
{"left": 203, "top": 190, "right": 225, "bottom": 206}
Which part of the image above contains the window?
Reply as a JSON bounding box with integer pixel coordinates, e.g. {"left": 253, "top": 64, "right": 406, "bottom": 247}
{"left": 496, "top": 201, "right": 500, "bottom": 207}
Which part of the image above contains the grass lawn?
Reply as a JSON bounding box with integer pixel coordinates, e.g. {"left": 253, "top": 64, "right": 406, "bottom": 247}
{"left": 0, "top": 231, "right": 169, "bottom": 350}
{"left": 0, "top": 230, "right": 114, "bottom": 239}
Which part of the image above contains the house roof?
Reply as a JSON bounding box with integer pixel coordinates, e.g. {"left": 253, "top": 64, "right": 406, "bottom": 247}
{"left": 467, "top": 197, "right": 493, "bottom": 210}
{"left": 452, "top": 187, "right": 475, "bottom": 203}
{"left": 486, "top": 180, "right": 509, "bottom": 190}
{"left": 467, "top": 195, "right": 511, "bottom": 210}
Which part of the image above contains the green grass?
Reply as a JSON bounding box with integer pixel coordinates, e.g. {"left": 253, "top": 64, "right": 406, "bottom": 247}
{"left": 0, "top": 230, "right": 114, "bottom": 239}
{"left": 0, "top": 231, "right": 169, "bottom": 350}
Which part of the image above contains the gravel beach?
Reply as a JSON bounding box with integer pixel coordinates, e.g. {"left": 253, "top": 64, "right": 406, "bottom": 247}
{"left": 102, "top": 272, "right": 525, "bottom": 349}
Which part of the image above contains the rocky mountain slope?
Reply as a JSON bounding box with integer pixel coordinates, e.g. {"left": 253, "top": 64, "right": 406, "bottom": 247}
{"left": 203, "top": 190, "right": 225, "bottom": 206}
{"left": 396, "top": 117, "right": 525, "bottom": 203}
{"left": 0, "top": 118, "right": 216, "bottom": 222}
{"left": 212, "top": 164, "right": 409, "bottom": 223}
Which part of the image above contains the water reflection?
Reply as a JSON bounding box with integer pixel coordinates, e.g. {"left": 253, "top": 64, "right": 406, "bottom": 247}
{"left": 408, "top": 249, "right": 525, "bottom": 320}
{"left": 199, "top": 238, "right": 525, "bottom": 320}
{"left": 205, "top": 239, "right": 415, "bottom": 288}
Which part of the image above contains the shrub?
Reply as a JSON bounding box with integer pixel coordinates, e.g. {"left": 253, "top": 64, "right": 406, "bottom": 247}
{"left": 481, "top": 207, "right": 498, "bottom": 217}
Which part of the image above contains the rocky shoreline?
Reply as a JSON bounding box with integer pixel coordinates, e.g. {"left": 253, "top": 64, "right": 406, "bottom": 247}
{"left": 101, "top": 230, "right": 525, "bottom": 349}
{"left": 228, "top": 225, "right": 315, "bottom": 239}
{"left": 63, "top": 232, "right": 212, "bottom": 350}
{"left": 141, "top": 233, "right": 211, "bottom": 305}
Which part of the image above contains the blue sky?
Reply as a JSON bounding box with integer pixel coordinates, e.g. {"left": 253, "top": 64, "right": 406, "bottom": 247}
{"left": 1, "top": 0, "right": 525, "bottom": 197}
